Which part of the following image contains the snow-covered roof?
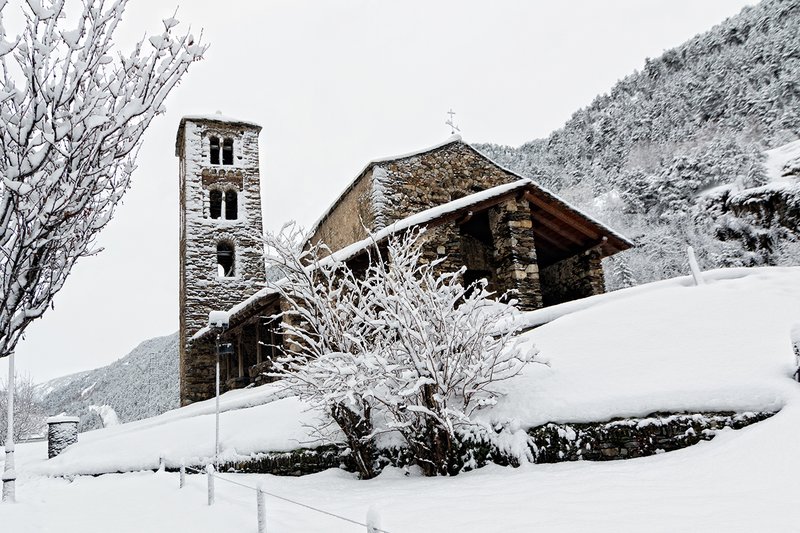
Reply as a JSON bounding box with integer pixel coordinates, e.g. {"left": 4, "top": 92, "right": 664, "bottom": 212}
{"left": 191, "top": 177, "right": 633, "bottom": 343}
{"left": 175, "top": 113, "right": 262, "bottom": 156}
{"left": 306, "top": 135, "right": 633, "bottom": 257}
{"left": 180, "top": 113, "right": 262, "bottom": 129}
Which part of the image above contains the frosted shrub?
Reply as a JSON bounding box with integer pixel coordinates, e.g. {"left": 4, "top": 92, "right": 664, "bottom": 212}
{"left": 265, "top": 225, "right": 536, "bottom": 477}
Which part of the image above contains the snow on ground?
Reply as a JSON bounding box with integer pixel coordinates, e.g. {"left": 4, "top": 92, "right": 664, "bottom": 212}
{"left": 22, "top": 388, "right": 330, "bottom": 476}
{"left": 764, "top": 138, "right": 800, "bottom": 183}
{"left": 16, "top": 266, "right": 800, "bottom": 477}
{"left": 3, "top": 267, "right": 800, "bottom": 531}
{"left": 4, "top": 402, "right": 800, "bottom": 532}
{"left": 487, "top": 266, "right": 800, "bottom": 427}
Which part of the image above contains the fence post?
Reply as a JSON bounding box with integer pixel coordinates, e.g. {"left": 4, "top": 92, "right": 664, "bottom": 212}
{"left": 366, "top": 506, "right": 381, "bottom": 533}
{"left": 206, "top": 464, "right": 215, "bottom": 506}
{"left": 687, "top": 246, "right": 705, "bottom": 286}
{"left": 179, "top": 461, "right": 186, "bottom": 489}
{"left": 256, "top": 485, "right": 266, "bottom": 533}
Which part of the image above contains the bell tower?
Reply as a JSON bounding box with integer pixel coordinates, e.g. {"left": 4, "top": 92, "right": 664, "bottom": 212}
{"left": 175, "top": 114, "right": 266, "bottom": 405}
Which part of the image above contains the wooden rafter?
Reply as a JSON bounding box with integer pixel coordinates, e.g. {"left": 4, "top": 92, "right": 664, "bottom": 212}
{"left": 530, "top": 209, "right": 590, "bottom": 247}
{"left": 531, "top": 225, "right": 575, "bottom": 253}
{"left": 525, "top": 191, "right": 601, "bottom": 240}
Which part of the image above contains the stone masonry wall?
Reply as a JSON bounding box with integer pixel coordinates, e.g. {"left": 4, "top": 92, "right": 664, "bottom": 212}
{"left": 308, "top": 141, "right": 521, "bottom": 252}
{"left": 307, "top": 139, "right": 609, "bottom": 314}
{"left": 488, "top": 198, "right": 542, "bottom": 310}
{"left": 529, "top": 411, "right": 773, "bottom": 463}
{"left": 174, "top": 411, "right": 773, "bottom": 476}
{"left": 178, "top": 119, "right": 266, "bottom": 405}
{"left": 311, "top": 167, "right": 377, "bottom": 253}
{"left": 539, "top": 247, "right": 605, "bottom": 306}
{"left": 376, "top": 142, "right": 519, "bottom": 227}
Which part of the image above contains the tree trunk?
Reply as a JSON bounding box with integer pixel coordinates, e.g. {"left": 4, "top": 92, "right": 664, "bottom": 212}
{"left": 331, "top": 401, "right": 376, "bottom": 479}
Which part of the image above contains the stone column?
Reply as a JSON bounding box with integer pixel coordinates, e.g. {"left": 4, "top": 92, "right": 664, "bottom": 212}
{"left": 422, "top": 222, "right": 464, "bottom": 276}
{"left": 488, "top": 198, "right": 542, "bottom": 311}
{"left": 47, "top": 416, "right": 79, "bottom": 458}
{"left": 585, "top": 247, "right": 606, "bottom": 296}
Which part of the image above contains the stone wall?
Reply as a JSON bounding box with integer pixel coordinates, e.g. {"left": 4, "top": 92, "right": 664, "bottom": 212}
{"left": 176, "top": 411, "right": 773, "bottom": 476}
{"left": 178, "top": 118, "right": 266, "bottom": 405}
{"left": 487, "top": 198, "right": 542, "bottom": 310}
{"left": 308, "top": 141, "right": 522, "bottom": 252}
{"left": 216, "top": 445, "right": 351, "bottom": 476}
{"left": 539, "top": 248, "right": 605, "bottom": 306}
{"left": 311, "top": 167, "right": 377, "bottom": 253}
{"left": 529, "top": 411, "right": 773, "bottom": 463}
{"left": 376, "top": 141, "right": 519, "bottom": 227}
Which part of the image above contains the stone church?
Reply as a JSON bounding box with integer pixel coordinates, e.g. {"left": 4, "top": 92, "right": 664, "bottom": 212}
{"left": 176, "top": 115, "right": 633, "bottom": 405}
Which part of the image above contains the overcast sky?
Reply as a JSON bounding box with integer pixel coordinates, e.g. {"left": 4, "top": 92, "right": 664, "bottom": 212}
{"left": 4, "top": 0, "right": 756, "bottom": 383}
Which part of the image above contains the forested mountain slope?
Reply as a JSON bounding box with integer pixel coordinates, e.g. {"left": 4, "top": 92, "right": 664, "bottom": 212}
{"left": 478, "top": 0, "right": 800, "bottom": 288}
{"left": 37, "top": 333, "right": 179, "bottom": 432}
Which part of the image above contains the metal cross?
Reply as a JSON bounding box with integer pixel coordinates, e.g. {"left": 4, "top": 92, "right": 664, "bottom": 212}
{"left": 446, "top": 108, "right": 460, "bottom": 135}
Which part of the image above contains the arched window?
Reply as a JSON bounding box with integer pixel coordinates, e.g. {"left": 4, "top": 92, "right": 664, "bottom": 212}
{"left": 217, "top": 242, "right": 235, "bottom": 277}
{"left": 222, "top": 138, "right": 234, "bottom": 165}
{"left": 225, "top": 190, "right": 238, "bottom": 220}
{"left": 209, "top": 136, "right": 220, "bottom": 165}
{"left": 209, "top": 190, "right": 222, "bottom": 219}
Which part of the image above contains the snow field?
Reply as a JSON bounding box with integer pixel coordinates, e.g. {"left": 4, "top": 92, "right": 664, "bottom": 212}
{"left": 18, "top": 267, "right": 800, "bottom": 478}
{"left": 3, "top": 267, "right": 800, "bottom": 531}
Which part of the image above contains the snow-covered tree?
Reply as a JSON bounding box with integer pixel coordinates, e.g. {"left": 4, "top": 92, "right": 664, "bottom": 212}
{"left": 0, "top": 374, "right": 45, "bottom": 445}
{"left": 0, "top": 0, "right": 206, "bottom": 361}
{"left": 0, "top": 0, "right": 205, "bottom": 503}
{"left": 265, "top": 224, "right": 536, "bottom": 478}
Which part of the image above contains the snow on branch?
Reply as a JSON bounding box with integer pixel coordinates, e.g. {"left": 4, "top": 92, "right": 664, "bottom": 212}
{"left": 264, "top": 223, "right": 538, "bottom": 477}
{"left": 0, "top": 0, "right": 206, "bottom": 359}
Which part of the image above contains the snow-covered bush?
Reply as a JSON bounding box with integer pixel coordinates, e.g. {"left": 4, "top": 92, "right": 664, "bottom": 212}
{"left": 265, "top": 224, "right": 536, "bottom": 477}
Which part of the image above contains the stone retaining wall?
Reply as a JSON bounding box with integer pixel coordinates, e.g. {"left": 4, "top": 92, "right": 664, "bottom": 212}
{"left": 529, "top": 411, "right": 773, "bottom": 463}
{"left": 214, "top": 446, "right": 350, "bottom": 477}
{"left": 199, "top": 411, "right": 773, "bottom": 476}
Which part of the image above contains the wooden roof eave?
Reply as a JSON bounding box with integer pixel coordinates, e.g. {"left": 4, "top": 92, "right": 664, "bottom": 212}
{"left": 523, "top": 190, "right": 632, "bottom": 257}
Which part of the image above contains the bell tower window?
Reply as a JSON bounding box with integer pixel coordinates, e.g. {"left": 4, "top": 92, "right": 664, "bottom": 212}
{"left": 225, "top": 190, "right": 238, "bottom": 220}
{"left": 209, "top": 136, "right": 220, "bottom": 165}
{"left": 217, "top": 242, "right": 235, "bottom": 277}
{"left": 209, "top": 190, "right": 222, "bottom": 219}
{"left": 222, "top": 138, "right": 234, "bottom": 165}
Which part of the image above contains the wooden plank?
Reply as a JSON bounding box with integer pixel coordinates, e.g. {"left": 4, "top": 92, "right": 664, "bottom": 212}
{"left": 532, "top": 225, "right": 575, "bottom": 253}
{"left": 530, "top": 208, "right": 590, "bottom": 247}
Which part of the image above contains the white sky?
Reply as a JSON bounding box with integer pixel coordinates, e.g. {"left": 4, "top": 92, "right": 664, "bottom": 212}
{"left": 5, "top": 0, "right": 755, "bottom": 383}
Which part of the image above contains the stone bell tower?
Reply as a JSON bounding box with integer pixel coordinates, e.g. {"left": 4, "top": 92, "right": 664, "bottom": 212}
{"left": 175, "top": 115, "right": 266, "bottom": 405}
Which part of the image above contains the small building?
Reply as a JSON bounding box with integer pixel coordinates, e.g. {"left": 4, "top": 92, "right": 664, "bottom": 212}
{"left": 176, "top": 116, "right": 633, "bottom": 405}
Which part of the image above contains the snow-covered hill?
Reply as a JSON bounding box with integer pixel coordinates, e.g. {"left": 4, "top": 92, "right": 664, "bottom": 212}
{"left": 36, "top": 333, "right": 179, "bottom": 432}
{"left": 6, "top": 267, "right": 800, "bottom": 532}
{"left": 22, "top": 266, "right": 800, "bottom": 478}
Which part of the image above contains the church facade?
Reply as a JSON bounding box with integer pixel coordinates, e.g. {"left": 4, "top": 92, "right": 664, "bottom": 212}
{"left": 176, "top": 115, "right": 633, "bottom": 406}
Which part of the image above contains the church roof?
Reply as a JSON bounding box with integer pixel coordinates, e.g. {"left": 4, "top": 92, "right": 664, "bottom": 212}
{"left": 191, "top": 175, "right": 633, "bottom": 343}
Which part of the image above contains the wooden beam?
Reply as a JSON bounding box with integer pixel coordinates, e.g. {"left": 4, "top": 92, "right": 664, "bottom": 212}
{"left": 525, "top": 191, "right": 601, "bottom": 240}
{"left": 456, "top": 210, "right": 474, "bottom": 225}
{"left": 237, "top": 330, "right": 244, "bottom": 378}
{"left": 530, "top": 208, "right": 590, "bottom": 247}
{"left": 256, "top": 322, "right": 262, "bottom": 365}
{"left": 532, "top": 225, "right": 575, "bottom": 253}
